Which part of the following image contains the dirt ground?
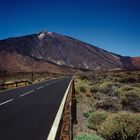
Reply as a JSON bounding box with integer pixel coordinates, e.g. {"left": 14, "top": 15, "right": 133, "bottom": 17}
{"left": 73, "top": 93, "right": 96, "bottom": 138}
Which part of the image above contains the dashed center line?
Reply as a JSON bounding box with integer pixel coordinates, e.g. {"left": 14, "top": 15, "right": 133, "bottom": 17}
{"left": 45, "top": 80, "right": 60, "bottom": 87}
{"left": 37, "top": 86, "right": 44, "bottom": 90}
{"left": 20, "top": 90, "right": 34, "bottom": 97}
{"left": 0, "top": 99, "right": 14, "bottom": 106}
{"left": 0, "top": 79, "right": 62, "bottom": 106}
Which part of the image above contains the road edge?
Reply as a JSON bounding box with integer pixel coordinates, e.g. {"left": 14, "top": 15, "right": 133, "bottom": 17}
{"left": 47, "top": 78, "right": 73, "bottom": 140}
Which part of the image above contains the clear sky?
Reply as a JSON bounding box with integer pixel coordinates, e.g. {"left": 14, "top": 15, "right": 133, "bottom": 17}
{"left": 0, "top": 0, "right": 140, "bottom": 56}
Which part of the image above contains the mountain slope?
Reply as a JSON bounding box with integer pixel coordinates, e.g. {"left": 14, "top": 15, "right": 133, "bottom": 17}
{"left": 0, "top": 31, "right": 139, "bottom": 73}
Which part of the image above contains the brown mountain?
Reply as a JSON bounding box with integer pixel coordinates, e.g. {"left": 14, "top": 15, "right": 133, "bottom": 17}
{"left": 0, "top": 31, "right": 139, "bottom": 73}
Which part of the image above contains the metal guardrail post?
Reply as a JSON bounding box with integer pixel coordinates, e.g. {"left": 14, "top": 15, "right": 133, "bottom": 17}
{"left": 71, "top": 79, "right": 77, "bottom": 125}
{"left": 1, "top": 83, "right": 4, "bottom": 88}
{"left": 25, "top": 81, "right": 27, "bottom": 86}
{"left": 16, "top": 81, "right": 18, "bottom": 87}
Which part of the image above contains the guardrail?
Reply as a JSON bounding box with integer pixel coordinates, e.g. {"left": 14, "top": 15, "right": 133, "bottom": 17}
{"left": 47, "top": 78, "right": 77, "bottom": 140}
{"left": 0, "top": 80, "right": 32, "bottom": 89}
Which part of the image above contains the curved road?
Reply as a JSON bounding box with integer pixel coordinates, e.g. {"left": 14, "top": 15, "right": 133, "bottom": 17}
{"left": 0, "top": 77, "right": 71, "bottom": 140}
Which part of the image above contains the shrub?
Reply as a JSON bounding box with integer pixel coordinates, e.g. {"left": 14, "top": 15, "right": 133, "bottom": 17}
{"left": 121, "top": 91, "right": 140, "bottom": 112}
{"left": 115, "top": 86, "right": 140, "bottom": 96}
{"left": 85, "top": 92, "right": 92, "bottom": 97}
{"left": 87, "top": 111, "right": 108, "bottom": 130}
{"left": 90, "top": 85, "right": 99, "bottom": 93}
{"left": 115, "top": 85, "right": 134, "bottom": 95}
{"left": 99, "top": 82, "right": 113, "bottom": 94}
{"left": 99, "top": 112, "right": 140, "bottom": 140}
{"left": 95, "top": 98, "right": 122, "bottom": 111}
{"left": 115, "top": 86, "right": 140, "bottom": 112}
{"left": 78, "top": 74, "right": 89, "bottom": 80}
{"left": 113, "top": 77, "right": 122, "bottom": 82}
{"left": 83, "top": 112, "right": 92, "bottom": 118}
{"left": 79, "top": 85, "right": 86, "bottom": 92}
{"left": 117, "top": 76, "right": 138, "bottom": 84}
{"left": 83, "top": 109, "right": 96, "bottom": 118}
{"left": 87, "top": 81, "right": 94, "bottom": 86}
{"left": 76, "top": 84, "right": 87, "bottom": 93}
{"left": 74, "top": 134, "right": 104, "bottom": 140}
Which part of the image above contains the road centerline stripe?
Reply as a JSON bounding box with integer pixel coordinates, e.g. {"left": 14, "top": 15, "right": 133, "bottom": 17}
{"left": 20, "top": 90, "right": 34, "bottom": 97}
{"left": 36, "top": 86, "right": 44, "bottom": 90}
{"left": 0, "top": 99, "right": 14, "bottom": 106}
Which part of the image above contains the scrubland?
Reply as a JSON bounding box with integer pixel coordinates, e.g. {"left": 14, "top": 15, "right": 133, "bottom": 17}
{"left": 74, "top": 71, "right": 140, "bottom": 140}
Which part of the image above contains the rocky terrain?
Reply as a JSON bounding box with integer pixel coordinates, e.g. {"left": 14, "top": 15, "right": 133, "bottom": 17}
{"left": 0, "top": 31, "right": 140, "bottom": 74}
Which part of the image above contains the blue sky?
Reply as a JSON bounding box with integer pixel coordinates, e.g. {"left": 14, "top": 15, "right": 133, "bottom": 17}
{"left": 0, "top": 0, "right": 140, "bottom": 56}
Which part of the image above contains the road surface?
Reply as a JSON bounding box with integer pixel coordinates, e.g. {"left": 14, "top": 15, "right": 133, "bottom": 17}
{"left": 0, "top": 77, "right": 71, "bottom": 140}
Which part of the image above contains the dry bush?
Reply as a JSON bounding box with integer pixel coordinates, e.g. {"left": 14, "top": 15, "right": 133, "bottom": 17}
{"left": 99, "top": 112, "right": 140, "bottom": 140}
{"left": 74, "top": 134, "right": 104, "bottom": 140}
{"left": 95, "top": 98, "right": 122, "bottom": 111}
{"left": 115, "top": 86, "right": 140, "bottom": 112}
{"left": 98, "top": 82, "right": 113, "bottom": 93}
{"left": 121, "top": 92, "right": 140, "bottom": 112}
{"left": 85, "top": 92, "right": 92, "bottom": 97}
{"left": 87, "top": 111, "right": 108, "bottom": 130}
{"left": 89, "top": 85, "right": 99, "bottom": 93}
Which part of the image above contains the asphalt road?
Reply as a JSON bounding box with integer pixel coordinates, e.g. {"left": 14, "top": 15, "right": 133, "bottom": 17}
{"left": 0, "top": 77, "right": 71, "bottom": 140}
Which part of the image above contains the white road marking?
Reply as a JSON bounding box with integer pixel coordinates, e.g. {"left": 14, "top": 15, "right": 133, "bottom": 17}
{"left": 37, "top": 86, "right": 44, "bottom": 90}
{"left": 0, "top": 99, "right": 14, "bottom": 106}
{"left": 20, "top": 90, "right": 34, "bottom": 97}
{"left": 47, "top": 78, "right": 73, "bottom": 140}
{"left": 49, "top": 81, "right": 57, "bottom": 85}
{"left": 36, "top": 80, "right": 58, "bottom": 89}
{"left": 45, "top": 82, "right": 55, "bottom": 86}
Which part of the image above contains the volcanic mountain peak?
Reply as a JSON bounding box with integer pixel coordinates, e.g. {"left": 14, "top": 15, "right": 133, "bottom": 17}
{"left": 38, "top": 31, "right": 63, "bottom": 40}
{"left": 0, "top": 31, "right": 140, "bottom": 73}
{"left": 38, "top": 32, "right": 46, "bottom": 39}
{"left": 38, "top": 31, "right": 52, "bottom": 39}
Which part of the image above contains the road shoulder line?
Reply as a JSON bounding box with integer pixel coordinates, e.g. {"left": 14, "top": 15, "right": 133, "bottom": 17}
{"left": 47, "top": 78, "right": 73, "bottom": 140}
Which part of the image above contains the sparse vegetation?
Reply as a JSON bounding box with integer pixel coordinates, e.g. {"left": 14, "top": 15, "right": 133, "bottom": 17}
{"left": 98, "top": 82, "right": 113, "bottom": 94}
{"left": 99, "top": 112, "right": 140, "bottom": 140}
{"left": 115, "top": 86, "right": 140, "bottom": 112}
{"left": 74, "top": 71, "right": 140, "bottom": 140}
{"left": 95, "top": 98, "right": 122, "bottom": 111}
{"left": 79, "top": 85, "right": 86, "bottom": 92}
{"left": 87, "top": 111, "right": 108, "bottom": 130}
{"left": 74, "top": 134, "right": 104, "bottom": 140}
{"left": 83, "top": 112, "right": 92, "bottom": 118}
{"left": 89, "top": 85, "right": 98, "bottom": 93}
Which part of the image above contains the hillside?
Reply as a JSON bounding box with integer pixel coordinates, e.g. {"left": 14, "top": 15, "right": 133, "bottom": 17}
{"left": 0, "top": 31, "right": 140, "bottom": 73}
